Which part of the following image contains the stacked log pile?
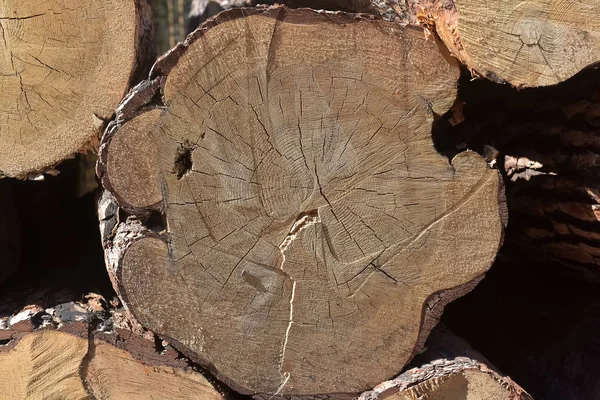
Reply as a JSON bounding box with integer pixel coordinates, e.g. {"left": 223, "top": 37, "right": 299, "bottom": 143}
{"left": 0, "top": 0, "right": 599, "bottom": 398}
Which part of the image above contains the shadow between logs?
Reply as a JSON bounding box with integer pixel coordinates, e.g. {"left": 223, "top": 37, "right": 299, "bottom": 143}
{"left": 0, "top": 157, "right": 115, "bottom": 316}
{"left": 433, "top": 65, "right": 600, "bottom": 400}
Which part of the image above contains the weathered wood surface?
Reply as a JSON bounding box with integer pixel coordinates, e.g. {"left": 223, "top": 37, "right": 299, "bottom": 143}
{"left": 0, "top": 0, "right": 154, "bottom": 179}
{"left": 360, "top": 326, "right": 532, "bottom": 400}
{"left": 372, "top": 0, "right": 600, "bottom": 87}
{"left": 98, "top": 6, "right": 503, "bottom": 397}
{"left": 0, "top": 300, "right": 223, "bottom": 400}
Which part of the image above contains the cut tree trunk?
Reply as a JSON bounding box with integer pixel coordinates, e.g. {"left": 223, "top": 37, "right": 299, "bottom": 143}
{"left": 359, "top": 326, "right": 532, "bottom": 400}
{"left": 371, "top": 0, "right": 600, "bottom": 88}
{"left": 0, "top": 0, "right": 154, "bottom": 179}
{"left": 97, "top": 6, "right": 504, "bottom": 397}
{"left": 0, "top": 300, "right": 224, "bottom": 400}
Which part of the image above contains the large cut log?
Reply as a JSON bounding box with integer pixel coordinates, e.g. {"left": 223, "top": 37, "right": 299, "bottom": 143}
{"left": 0, "top": 0, "right": 153, "bottom": 179}
{"left": 97, "top": 6, "right": 504, "bottom": 397}
{"left": 360, "top": 326, "right": 532, "bottom": 400}
{"left": 372, "top": 0, "right": 600, "bottom": 87}
{"left": 0, "top": 300, "right": 224, "bottom": 400}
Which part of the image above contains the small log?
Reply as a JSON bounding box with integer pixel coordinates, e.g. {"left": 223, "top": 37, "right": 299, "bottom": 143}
{"left": 360, "top": 326, "right": 532, "bottom": 400}
{"left": 372, "top": 0, "right": 600, "bottom": 88}
{"left": 0, "top": 0, "right": 154, "bottom": 179}
{"left": 98, "top": 6, "right": 504, "bottom": 397}
{"left": 0, "top": 300, "right": 223, "bottom": 400}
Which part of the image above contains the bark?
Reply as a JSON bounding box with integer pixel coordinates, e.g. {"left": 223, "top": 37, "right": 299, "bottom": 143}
{"left": 0, "top": 0, "right": 155, "bottom": 179}
{"left": 97, "top": 6, "right": 503, "bottom": 397}
{"left": 0, "top": 297, "right": 224, "bottom": 400}
{"left": 370, "top": 0, "right": 600, "bottom": 88}
{"left": 360, "top": 326, "right": 532, "bottom": 400}
{"left": 186, "top": 0, "right": 377, "bottom": 35}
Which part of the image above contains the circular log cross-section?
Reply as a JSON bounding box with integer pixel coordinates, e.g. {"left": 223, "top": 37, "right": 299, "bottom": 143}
{"left": 0, "top": 0, "right": 151, "bottom": 178}
{"left": 435, "top": 0, "right": 600, "bottom": 87}
{"left": 99, "top": 8, "right": 503, "bottom": 397}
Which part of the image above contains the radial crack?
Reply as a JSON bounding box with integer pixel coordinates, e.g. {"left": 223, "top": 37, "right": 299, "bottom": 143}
{"left": 275, "top": 210, "right": 320, "bottom": 392}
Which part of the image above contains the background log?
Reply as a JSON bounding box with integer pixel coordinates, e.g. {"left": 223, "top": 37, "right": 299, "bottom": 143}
{"left": 98, "top": 6, "right": 503, "bottom": 397}
{"left": 360, "top": 326, "right": 532, "bottom": 400}
{"left": 0, "top": 299, "right": 224, "bottom": 400}
{"left": 371, "top": 0, "right": 600, "bottom": 88}
{"left": 0, "top": 0, "right": 154, "bottom": 179}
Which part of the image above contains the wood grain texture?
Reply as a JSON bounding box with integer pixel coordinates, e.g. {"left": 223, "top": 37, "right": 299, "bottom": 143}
{"left": 98, "top": 7, "right": 503, "bottom": 397}
{"left": 87, "top": 340, "right": 223, "bottom": 400}
{"left": 0, "top": 302, "right": 224, "bottom": 400}
{"left": 371, "top": 0, "right": 600, "bottom": 87}
{"left": 0, "top": 0, "right": 153, "bottom": 178}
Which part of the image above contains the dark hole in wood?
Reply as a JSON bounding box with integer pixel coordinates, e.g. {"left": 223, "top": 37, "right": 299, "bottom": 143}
{"left": 174, "top": 142, "right": 194, "bottom": 180}
{"left": 0, "top": 338, "right": 12, "bottom": 346}
{"left": 154, "top": 335, "right": 167, "bottom": 355}
{"left": 146, "top": 209, "right": 165, "bottom": 230}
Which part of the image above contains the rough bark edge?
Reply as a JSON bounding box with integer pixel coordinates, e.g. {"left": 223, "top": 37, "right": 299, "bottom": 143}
{"left": 410, "top": 169, "right": 505, "bottom": 365}
{"left": 359, "top": 326, "right": 533, "bottom": 400}
{"left": 0, "top": 300, "right": 184, "bottom": 370}
{"left": 98, "top": 205, "right": 250, "bottom": 399}
{"left": 186, "top": 0, "right": 378, "bottom": 35}
{"left": 151, "top": 6, "right": 384, "bottom": 79}
{"left": 368, "top": 0, "right": 492, "bottom": 81}
{"left": 96, "top": 78, "right": 166, "bottom": 216}
{"left": 359, "top": 359, "right": 531, "bottom": 400}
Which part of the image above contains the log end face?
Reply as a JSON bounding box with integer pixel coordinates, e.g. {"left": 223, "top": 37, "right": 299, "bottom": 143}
{"left": 0, "top": 0, "right": 149, "bottom": 178}
{"left": 448, "top": 0, "right": 600, "bottom": 87}
{"left": 106, "top": 7, "right": 502, "bottom": 397}
{"left": 103, "top": 110, "right": 165, "bottom": 211}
